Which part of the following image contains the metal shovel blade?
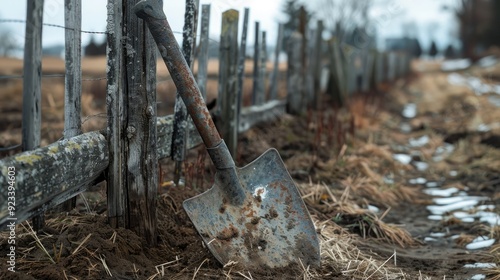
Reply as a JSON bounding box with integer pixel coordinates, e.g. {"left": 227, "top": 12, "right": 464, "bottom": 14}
{"left": 183, "top": 148, "right": 320, "bottom": 269}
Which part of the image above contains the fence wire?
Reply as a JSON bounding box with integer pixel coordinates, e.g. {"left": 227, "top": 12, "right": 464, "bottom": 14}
{"left": 0, "top": 19, "right": 220, "bottom": 85}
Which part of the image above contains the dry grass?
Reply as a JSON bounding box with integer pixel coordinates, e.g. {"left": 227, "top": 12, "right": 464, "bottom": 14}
{"left": 300, "top": 182, "right": 419, "bottom": 249}
{"left": 488, "top": 243, "right": 500, "bottom": 280}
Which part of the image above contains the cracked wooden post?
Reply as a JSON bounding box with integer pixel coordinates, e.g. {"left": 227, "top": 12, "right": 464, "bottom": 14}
{"left": 106, "top": 0, "right": 126, "bottom": 229}
{"left": 61, "top": 0, "right": 82, "bottom": 212}
{"left": 327, "top": 37, "right": 346, "bottom": 106}
{"left": 22, "top": 0, "right": 44, "bottom": 231}
{"left": 258, "top": 31, "right": 267, "bottom": 104}
{"left": 236, "top": 8, "right": 249, "bottom": 129}
{"left": 287, "top": 32, "right": 304, "bottom": 115}
{"left": 197, "top": 4, "right": 211, "bottom": 101}
{"left": 218, "top": 9, "right": 239, "bottom": 158}
{"left": 171, "top": 0, "right": 199, "bottom": 186}
{"left": 269, "top": 23, "right": 283, "bottom": 101}
{"left": 252, "top": 21, "right": 260, "bottom": 105}
{"left": 107, "top": 0, "right": 158, "bottom": 245}
{"left": 125, "top": 0, "right": 158, "bottom": 246}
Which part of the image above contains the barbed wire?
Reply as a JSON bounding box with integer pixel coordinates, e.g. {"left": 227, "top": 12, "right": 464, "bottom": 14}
{"left": 0, "top": 18, "right": 221, "bottom": 44}
{"left": 0, "top": 73, "right": 183, "bottom": 86}
{"left": 0, "top": 74, "right": 108, "bottom": 82}
{"left": 0, "top": 18, "right": 220, "bottom": 84}
{"left": 0, "top": 19, "right": 108, "bottom": 34}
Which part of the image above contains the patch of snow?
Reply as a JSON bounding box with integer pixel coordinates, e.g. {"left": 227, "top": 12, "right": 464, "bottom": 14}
{"left": 441, "top": 59, "right": 471, "bottom": 72}
{"left": 409, "top": 177, "right": 427, "bottom": 185}
{"left": 423, "top": 187, "right": 459, "bottom": 197}
{"left": 413, "top": 161, "right": 429, "bottom": 171}
{"left": 466, "top": 237, "right": 495, "bottom": 250}
{"left": 393, "top": 154, "right": 412, "bottom": 165}
{"left": 409, "top": 135, "right": 430, "bottom": 147}
{"left": 402, "top": 103, "right": 417, "bottom": 118}
{"left": 427, "top": 200, "right": 478, "bottom": 215}
{"left": 464, "top": 263, "right": 497, "bottom": 268}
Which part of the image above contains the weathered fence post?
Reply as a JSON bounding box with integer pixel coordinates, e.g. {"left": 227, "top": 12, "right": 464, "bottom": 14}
{"left": 197, "top": 4, "right": 211, "bottom": 100}
{"left": 107, "top": 0, "right": 126, "bottom": 229}
{"left": 218, "top": 9, "right": 239, "bottom": 158}
{"left": 361, "top": 51, "right": 374, "bottom": 92}
{"left": 312, "top": 20, "right": 323, "bottom": 109}
{"left": 387, "top": 52, "right": 396, "bottom": 81}
{"left": 287, "top": 32, "right": 304, "bottom": 115}
{"left": 269, "top": 23, "right": 283, "bottom": 100}
{"left": 172, "top": 0, "right": 199, "bottom": 185}
{"left": 258, "top": 31, "right": 267, "bottom": 104}
{"left": 236, "top": 8, "right": 249, "bottom": 132}
{"left": 375, "top": 51, "right": 385, "bottom": 87}
{"left": 252, "top": 22, "right": 260, "bottom": 105}
{"left": 23, "top": 0, "right": 44, "bottom": 230}
{"left": 126, "top": 0, "right": 158, "bottom": 245}
{"left": 61, "top": 0, "right": 82, "bottom": 212}
{"left": 346, "top": 51, "right": 357, "bottom": 95}
{"left": 327, "top": 37, "right": 345, "bottom": 106}
{"left": 107, "top": 0, "right": 158, "bottom": 245}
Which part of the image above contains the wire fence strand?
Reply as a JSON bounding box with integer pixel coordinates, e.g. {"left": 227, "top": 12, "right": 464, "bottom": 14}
{"left": 0, "top": 19, "right": 108, "bottom": 34}
{"left": 0, "top": 18, "right": 221, "bottom": 85}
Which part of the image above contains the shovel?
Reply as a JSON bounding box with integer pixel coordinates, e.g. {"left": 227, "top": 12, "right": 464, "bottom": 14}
{"left": 135, "top": 0, "right": 320, "bottom": 269}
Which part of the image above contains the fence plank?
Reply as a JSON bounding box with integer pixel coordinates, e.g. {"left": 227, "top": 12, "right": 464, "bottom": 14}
{"left": 61, "top": 0, "right": 82, "bottom": 211}
{"left": 106, "top": 0, "right": 126, "bottom": 229}
{"left": 0, "top": 132, "right": 108, "bottom": 229}
{"left": 197, "top": 4, "right": 211, "bottom": 101}
{"left": 252, "top": 21, "right": 260, "bottom": 105}
{"left": 22, "top": 0, "right": 44, "bottom": 231}
{"left": 287, "top": 32, "right": 304, "bottom": 115}
{"left": 269, "top": 23, "right": 283, "bottom": 100}
{"left": 218, "top": 9, "right": 239, "bottom": 158}
{"left": 172, "top": 0, "right": 199, "bottom": 185}
{"left": 258, "top": 31, "right": 267, "bottom": 104}
{"left": 122, "top": 0, "right": 158, "bottom": 246}
{"left": 236, "top": 8, "right": 249, "bottom": 129}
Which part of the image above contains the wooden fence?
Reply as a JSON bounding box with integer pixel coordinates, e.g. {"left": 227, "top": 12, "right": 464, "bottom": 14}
{"left": 0, "top": 0, "right": 411, "bottom": 244}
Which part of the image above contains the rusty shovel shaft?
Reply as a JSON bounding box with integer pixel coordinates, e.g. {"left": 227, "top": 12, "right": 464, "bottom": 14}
{"left": 134, "top": 0, "right": 222, "bottom": 151}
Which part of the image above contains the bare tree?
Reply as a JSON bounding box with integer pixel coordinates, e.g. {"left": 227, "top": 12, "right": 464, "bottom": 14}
{"left": 317, "top": 0, "right": 372, "bottom": 39}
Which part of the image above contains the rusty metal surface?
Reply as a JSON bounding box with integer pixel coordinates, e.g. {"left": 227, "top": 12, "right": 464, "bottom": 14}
{"left": 183, "top": 148, "right": 320, "bottom": 268}
{"left": 135, "top": 0, "right": 221, "bottom": 149}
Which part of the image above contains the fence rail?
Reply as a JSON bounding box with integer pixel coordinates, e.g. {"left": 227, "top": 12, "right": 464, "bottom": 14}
{"left": 0, "top": 0, "right": 412, "bottom": 242}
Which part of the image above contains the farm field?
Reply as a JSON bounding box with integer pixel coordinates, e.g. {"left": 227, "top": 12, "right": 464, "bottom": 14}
{"left": 1, "top": 56, "right": 500, "bottom": 279}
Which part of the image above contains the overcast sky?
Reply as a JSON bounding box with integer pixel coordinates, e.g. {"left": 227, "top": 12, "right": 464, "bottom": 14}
{"left": 0, "top": 0, "right": 458, "bottom": 55}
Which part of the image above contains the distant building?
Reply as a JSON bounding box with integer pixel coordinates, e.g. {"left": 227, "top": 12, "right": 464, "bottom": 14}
{"left": 385, "top": 37, "right": 422, "bottom": 58}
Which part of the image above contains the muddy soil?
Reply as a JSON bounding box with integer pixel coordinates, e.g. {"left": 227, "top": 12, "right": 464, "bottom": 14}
{"left": 1, "top": 60, "right": 499, "bottom": 279}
